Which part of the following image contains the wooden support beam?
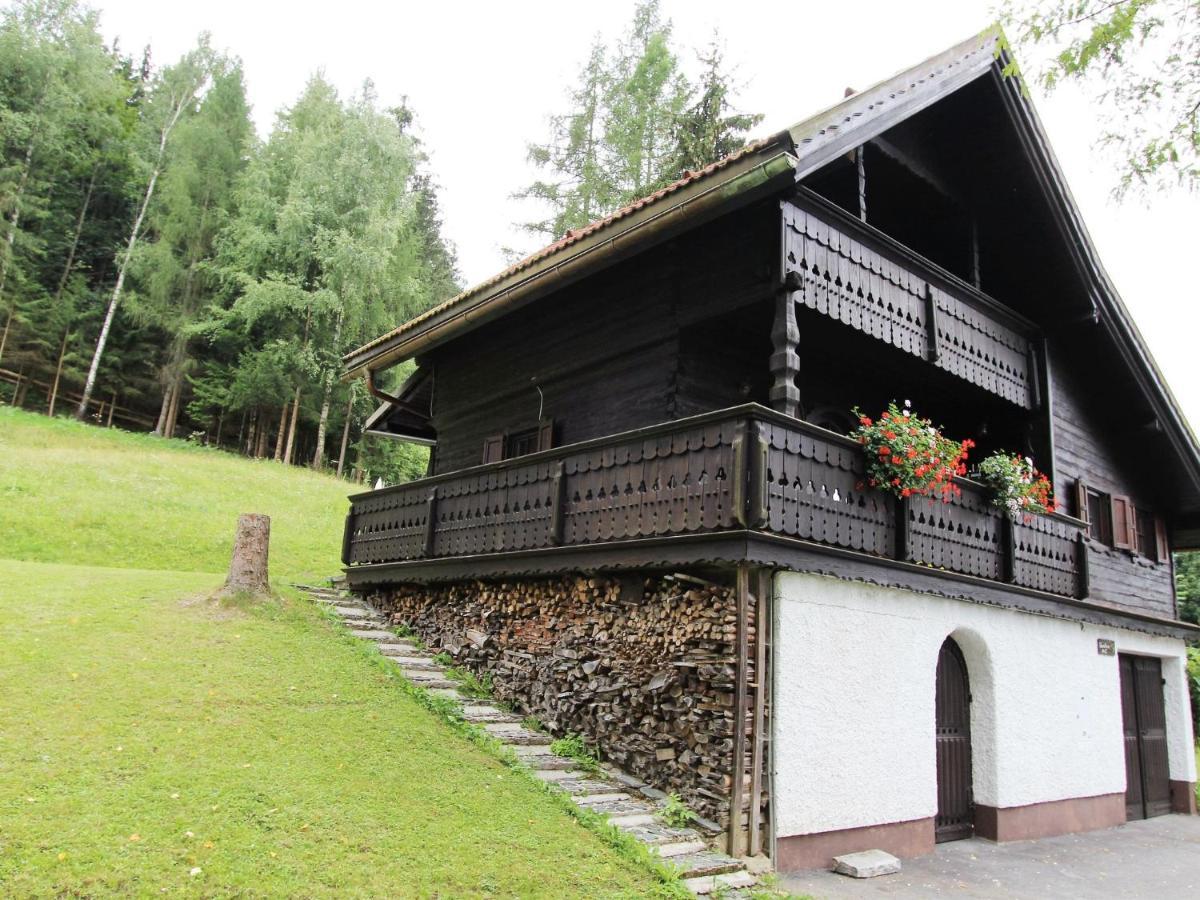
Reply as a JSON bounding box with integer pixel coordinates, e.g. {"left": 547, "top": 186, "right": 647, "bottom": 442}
{"left": 745, "top": 423, "right": 768, "bottom": 530}
{"left": 1076, "top": 530, "right": 1090, "bottom": 599}
{"left": 728, "top": 565, "right": 751, "bottom": 858}
{"left": 748, "top": 568, "right": 771, "bottom": 857}
{"left": 1001, "top": 514, "right": 1016, "bottom": 583}
{"left": 769, "top": 271, "right": 802, "bottom": 417}
{"left": 895, "top": 496, "right": 912, "bottom": 562}
{"left": 422, "top": 487, "right": 439, "bottom": 557}
{"left": 924, "top": 283, "right": 940, "bottom": 363}
{"left": 341, "top": 510, "right": 356, "bottom": 566}
{"left": 549, "top": 461, "right": 565, "bottom": 545}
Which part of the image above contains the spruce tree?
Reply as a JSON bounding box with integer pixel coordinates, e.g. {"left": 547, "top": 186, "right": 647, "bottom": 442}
{"left": 671, "top": 41, "right": 763, "bottom": 176}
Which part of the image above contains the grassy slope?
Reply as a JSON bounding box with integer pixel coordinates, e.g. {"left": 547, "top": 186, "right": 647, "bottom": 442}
{"left": 0, "top": 412, "right": 663, "bottom": 897}
{"left": 0, "top": 409, "right": 347, "bottom": 580}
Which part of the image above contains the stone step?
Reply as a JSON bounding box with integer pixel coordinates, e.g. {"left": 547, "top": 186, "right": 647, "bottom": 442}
{"left": 532, "top": 769, "right": 582, "bottom": 782}
{"left": 397, "top": 669, "right": 458, "bottom": 689}
{"left": 669, "top": 851, "right": 744, "bottom": 880}
{"left": 578, "top": 797, "right": 656, "bottom": 817}
{"left": 572, "top": 791, "right": 632, "bottom": 806}
{"left": 376, "top": 641, "right": 423, "bottom": 655}
{"left": 551, "top": 778, "right": 625, "bottom": 797}
{"left": 459, "top": 705, "right": 522, "bottom": 724}
{"left": 619, "top": 821, "right": 705, "bottom": 846}
{"left": 427, "top": 688, "right": 464, "bottom": 701}
{"left": 349, "top": 629, "right": 396, "bottom": 641}
{"left": 481, "top": 724, "right": 550, "bottom": 745}
{"left": 607, "top": 813, "right": 657, "bottom": 829}
{"left": 513, "top": 752, "right": 575, "bottom": 770}
{"left": 384, "top": 656, "right": 441, "bottom": 670}
{"left": 654, "top": 841, "right": 709, "bottom": 858}
{"left": 295, "top": 585, "right": 343, "bottom": 598}
{"left": 682, "top": 870, "right": 756, "bottom": 895}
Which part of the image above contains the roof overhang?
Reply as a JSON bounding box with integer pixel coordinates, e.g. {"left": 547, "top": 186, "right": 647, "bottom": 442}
{"left": 343, "top": 140, "right": 800, "bottom": 378}
{"left": 361, "top": 367, "right": 436, "bottom": 444}
{"left": 345, "top": 25, "right": 1200, "bottom": 508}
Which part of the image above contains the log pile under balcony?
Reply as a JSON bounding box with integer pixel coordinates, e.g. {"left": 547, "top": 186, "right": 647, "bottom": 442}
{"left": 366, "top": 573, "right": 755, "bottom": 828}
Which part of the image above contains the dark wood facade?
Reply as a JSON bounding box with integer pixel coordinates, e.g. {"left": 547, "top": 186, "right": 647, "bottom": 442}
{"left": 345, "top": 33, "right": 1199, "bottom": 639}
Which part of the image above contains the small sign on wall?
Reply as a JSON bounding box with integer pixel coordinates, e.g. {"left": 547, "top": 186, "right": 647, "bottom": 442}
{"left": 1097, "top": 638, "right": 1116, "bottom": 656}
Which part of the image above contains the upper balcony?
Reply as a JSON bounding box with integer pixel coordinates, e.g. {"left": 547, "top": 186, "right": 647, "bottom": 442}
{"left": 343, "top": 404, "right": 1090, "bottom": 605}
{"left": 778, "top": 190, "right": 1043, "bottom": 412}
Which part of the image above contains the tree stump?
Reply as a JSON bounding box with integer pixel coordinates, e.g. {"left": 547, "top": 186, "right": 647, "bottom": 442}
{"left": 220, "top": 513, "right": 271, "bottom": 597}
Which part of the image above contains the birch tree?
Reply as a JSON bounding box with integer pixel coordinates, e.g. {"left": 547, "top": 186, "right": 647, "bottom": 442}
{"left": 76, "top": 37, "right": 219, "bottom": 419}
{"left": 129, "top": 58, "right": 250, "bottom": 436}
{"left": 1003, "top": 0, "right": 1200, "bottom": 195}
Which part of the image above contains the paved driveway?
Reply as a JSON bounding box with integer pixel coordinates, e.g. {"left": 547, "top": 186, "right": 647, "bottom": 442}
{"left": 779, "top": 815, "right": 1200, "bottom": 900}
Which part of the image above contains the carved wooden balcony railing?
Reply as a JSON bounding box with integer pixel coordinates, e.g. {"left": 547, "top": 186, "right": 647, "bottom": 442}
{"left": 780, "top": 191, "right": 1041, "bottom": 409}
{"left": 343, "top": 405, "right": 1088, "bottom": 600}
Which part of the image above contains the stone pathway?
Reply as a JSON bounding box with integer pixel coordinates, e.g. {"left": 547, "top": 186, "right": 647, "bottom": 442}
{"left": 297, "top": 584, "right": 760, "bottom": 897}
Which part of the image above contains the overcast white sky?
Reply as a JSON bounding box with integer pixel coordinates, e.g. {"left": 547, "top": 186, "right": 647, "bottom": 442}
{"left": 86, "top": 0, "right": 1198, "bottom": 427}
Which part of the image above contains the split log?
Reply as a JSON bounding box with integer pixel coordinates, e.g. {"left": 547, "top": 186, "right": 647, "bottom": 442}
{"left": 364, "top": 572, "right": 757, "bottom": 827}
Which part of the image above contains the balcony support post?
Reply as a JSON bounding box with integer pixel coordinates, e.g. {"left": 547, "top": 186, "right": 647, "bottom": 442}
{"left": 341, "top": 507, "right": 356, "bottom": 566}
{"left": 728, "top": 564, "right": 752, "bottom": 858}
{"left": 422, "top": 487, "right": 439, "bottom": 558}
{"left": 1001, "top": 514, "right": 1016, "bottom": 583}
{"left": 769, "top": 271, "right": 802, "bottom": 418}
{"left": 1076, "top": 530, "right": 1090, "bottom": 599}
{"left": 895, "top": 496, "right": 911, "bottom": 562}
{"left": 549, "top": 461, "right": 565, "bottom": 545}
{"left": 924, "top": 282, "right": 940, "bottom": 363}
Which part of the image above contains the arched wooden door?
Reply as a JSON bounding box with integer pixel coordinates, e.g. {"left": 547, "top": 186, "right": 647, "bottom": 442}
{"left": 935, "top": 637, "right": 974, "bottom": 842}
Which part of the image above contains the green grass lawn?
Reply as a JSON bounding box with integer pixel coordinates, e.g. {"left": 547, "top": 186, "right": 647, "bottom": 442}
{"left": 0, "top": 413, "right": 669, "bottom": 897}
{"left": 0, "top": 408, "right": 347, "bottom": 580}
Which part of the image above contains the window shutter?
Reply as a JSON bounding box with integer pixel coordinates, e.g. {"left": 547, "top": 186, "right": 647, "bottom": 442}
{"left": 1074, "top": 479, "right": 1089, "bottom": 525}
{"left": 1154, "top": 515, "right": 1169, "bottom": 562}
{"left": 482, "top": 433, "right": 504, "bottom": 464}
{"left": 537, "top": 419, "right": 555, "bottom": 453}
{"left": 1111, "top": 495, "right": 1134, "bottom": 550}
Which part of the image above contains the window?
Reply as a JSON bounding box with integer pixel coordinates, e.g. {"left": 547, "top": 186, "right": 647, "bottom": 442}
{"left": 1075, "top": 479, "right": 1167, "bottom": 561}
{"left": 1078, "top": 481, "right": 1113, "bottom": 545}
{"left": 1135, "top": 508, "right": 1155, "bottom": 560}
{"left": 1110, "top": 495, "right": 1134, "bottom": 550}
{"left": 506, "top": 428, "right": 540, "bottom": 459}
{"left": 481, "top": 420, "right": 554, "bottom": 464}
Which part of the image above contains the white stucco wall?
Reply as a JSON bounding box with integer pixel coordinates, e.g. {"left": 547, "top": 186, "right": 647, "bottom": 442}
{"left": 773, "top": 572, "right": 1196, "bottom": 838}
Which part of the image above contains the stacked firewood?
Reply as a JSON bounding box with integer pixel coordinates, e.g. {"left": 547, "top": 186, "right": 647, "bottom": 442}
{"left": 367, "top": 573, "right": 750, "bottom": 827}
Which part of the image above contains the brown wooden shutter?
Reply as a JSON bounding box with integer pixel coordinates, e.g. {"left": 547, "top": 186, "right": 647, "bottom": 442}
{"left": 1074, "top": 479, "right": 1089, "bottom": 525}
{"left": 482, "top": 433, "right": 505, "bottom": 464}
{"left": 1111, "top": 495, "right": 1134, "bottom": 550}
{"left": 1154, "top": 515, "right": 1169, "bottom": 562}
{"left": 537, "top": 419, "right": 555, "bottom": 452}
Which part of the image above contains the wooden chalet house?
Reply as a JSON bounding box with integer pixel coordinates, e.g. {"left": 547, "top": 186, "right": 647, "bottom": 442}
{"left": 340, "top": 32, "right": 1199, "bottom": 872}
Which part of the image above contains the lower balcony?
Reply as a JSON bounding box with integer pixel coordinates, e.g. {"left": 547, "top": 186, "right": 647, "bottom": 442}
{"left": 342, "top": 404, "right": 1095, "bottom": 608}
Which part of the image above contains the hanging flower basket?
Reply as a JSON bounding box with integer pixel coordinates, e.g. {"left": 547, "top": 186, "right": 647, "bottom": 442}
{"left": 849, "top": 400, "right": 974, "bottom": 502}
{"left": 975, "top": 452, "right": 1056, "bottom": 518}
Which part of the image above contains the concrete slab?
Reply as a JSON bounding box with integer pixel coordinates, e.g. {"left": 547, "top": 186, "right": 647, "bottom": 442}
{"left": 780, "top": 816, "right": 1200, "bottom": 899}
{"left": 833, "top": 849, "right": 901, "bottom": 878}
